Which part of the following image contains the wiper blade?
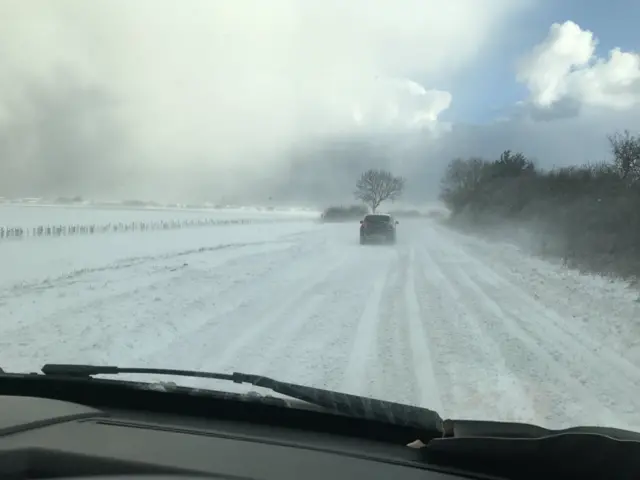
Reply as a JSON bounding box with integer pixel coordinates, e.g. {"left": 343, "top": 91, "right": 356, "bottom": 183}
{"left": 41, "top": 364, "right": 443, "bottom": 433}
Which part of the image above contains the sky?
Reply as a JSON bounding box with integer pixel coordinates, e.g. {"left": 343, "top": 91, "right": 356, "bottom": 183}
{"left": 443, "top": 0, "right": 640, "bottom": 123}
{"left": 0, "top": 0, "right": 638, "bottom": 204}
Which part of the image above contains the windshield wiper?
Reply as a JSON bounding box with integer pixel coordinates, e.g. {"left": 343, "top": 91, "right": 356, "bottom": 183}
{"left": 40, "top": 364, "right": 443, "bottom": 433}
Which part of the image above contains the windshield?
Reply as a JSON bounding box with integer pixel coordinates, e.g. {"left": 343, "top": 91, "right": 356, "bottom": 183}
{"left": 1, "top": 1, "right": 640, "bottom": 434}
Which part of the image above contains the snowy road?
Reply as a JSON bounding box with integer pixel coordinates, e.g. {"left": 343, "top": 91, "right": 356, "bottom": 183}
{"left": 2, "top": 218, "right": 640, "bottom": 431}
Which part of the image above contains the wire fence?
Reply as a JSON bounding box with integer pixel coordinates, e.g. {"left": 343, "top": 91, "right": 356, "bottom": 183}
{"left": 0, "top": 217, "right": 301, "bottom": 242}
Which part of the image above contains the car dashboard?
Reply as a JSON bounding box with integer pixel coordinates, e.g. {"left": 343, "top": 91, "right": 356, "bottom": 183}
{"left": 0, "top": 394, "right": 491, "bottom": 480}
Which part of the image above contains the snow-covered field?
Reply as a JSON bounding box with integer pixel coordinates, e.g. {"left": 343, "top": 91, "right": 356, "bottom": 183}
{"left": 2, "top": 206, "right": 640, "bottom": 432}
{"left": 0, "top": 204, "right": 318, "bottom": 227}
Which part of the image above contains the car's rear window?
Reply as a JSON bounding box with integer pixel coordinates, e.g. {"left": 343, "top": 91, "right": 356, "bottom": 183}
{"left": 365, "top": 215, "right": 391, "bottom": 223}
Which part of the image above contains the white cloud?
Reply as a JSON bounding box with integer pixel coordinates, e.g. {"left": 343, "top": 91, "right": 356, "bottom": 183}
{"left": 351, "top": 78, "right": 452, "bottom": 133}
{"left": 517, "top": 21, "right": 640, "bottom": 113}
{"left": 0, "top": 0, "right": 529, "bottom": 200}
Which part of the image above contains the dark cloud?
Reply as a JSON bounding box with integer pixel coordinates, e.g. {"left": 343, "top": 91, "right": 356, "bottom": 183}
{"left": 0, "top": 71, "right": 131, "bottom": 198}
{"left": 0, "top": 0, "right": 529, "bottom": 204}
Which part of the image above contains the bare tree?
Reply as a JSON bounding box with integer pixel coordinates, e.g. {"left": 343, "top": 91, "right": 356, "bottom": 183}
{"left": 607, "top": 130, "right": 640, "bottom": 181}
{"left": 439, "top": 157, "right": 489, "bottom": 213}
{"left": 354, "top": 169, "right": 405, "bottom": 213}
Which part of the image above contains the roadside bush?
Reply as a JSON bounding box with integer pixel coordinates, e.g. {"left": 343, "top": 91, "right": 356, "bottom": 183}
{"left": 321, "top": 205, "right": 369, "bottom": 222}
{"left": 439, "top": 131, "right": 640, "bottom": 280}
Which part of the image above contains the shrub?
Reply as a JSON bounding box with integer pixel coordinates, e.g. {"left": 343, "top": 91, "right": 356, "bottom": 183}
{"left": 321, "top": 205, "right": 369, "bottom": 222}
{"left": 438, "top": 131, "right": 640, "bottom": 280}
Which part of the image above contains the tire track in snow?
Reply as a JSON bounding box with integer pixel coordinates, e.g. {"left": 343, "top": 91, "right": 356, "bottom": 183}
{"left": 221, "top": 243, "right": 374, "bottom": 379}
{"left": 238, "top": 251, "right": 388, "bottom": 390}
{"left": 191, "top": 249, "right": 353, "bottom": 377}
{"left": 236, "top": 292, "right": 327, "bottom": 377}
{"left": 421, "top": 224, "right": 625, "bottom": 427}
{"left": 339, "top": 253, "right": 394, "bottom": 396}
{"left": 412, "top": 237, "right": 538, "bottom": 422}
{"left": 437, "top": 227, "right": 640, "bottom": 386}
{"left": 443, "top": 258, "right": 621, "bottom": 427}
{"left": 432, "top": 233, "right": 640, "bottom": 426}
{"left": 403, "top": 247, "right": 443, "bottom": 412}
{"left": 255, "top": 248, "right": 398, "bottom": 394}
{"left": 372, "top": 252, "right": 417, "bottom": 404}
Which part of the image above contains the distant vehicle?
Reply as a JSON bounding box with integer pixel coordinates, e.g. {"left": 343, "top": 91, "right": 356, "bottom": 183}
{"left": 359, "top": 213, "right": 398, "bottom": 245}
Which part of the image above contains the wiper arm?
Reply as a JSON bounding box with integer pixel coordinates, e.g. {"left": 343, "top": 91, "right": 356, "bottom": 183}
{"left": 41, "top": 364, "right": 443, "bottom": 433}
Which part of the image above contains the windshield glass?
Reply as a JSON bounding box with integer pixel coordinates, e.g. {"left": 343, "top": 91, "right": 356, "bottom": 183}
{"left": 1, "top": 0, "right": 640, "bottom": 434}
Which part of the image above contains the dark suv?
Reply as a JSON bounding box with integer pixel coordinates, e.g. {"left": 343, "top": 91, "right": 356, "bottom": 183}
{"left": 359, "top": 213, "right": 398, "bottom": 245}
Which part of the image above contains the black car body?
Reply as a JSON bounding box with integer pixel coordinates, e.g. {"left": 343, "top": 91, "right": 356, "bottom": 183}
{"left": 360, "top": 213, "right": 398, "bottom": 244}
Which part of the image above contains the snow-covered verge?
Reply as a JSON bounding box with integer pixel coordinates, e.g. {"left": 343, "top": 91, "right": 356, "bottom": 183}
{"left": 1, "top": 217, "right": 639, "bottom": 432}
{"left": 441, "top": 213, "right": 640, "bottom": 291}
